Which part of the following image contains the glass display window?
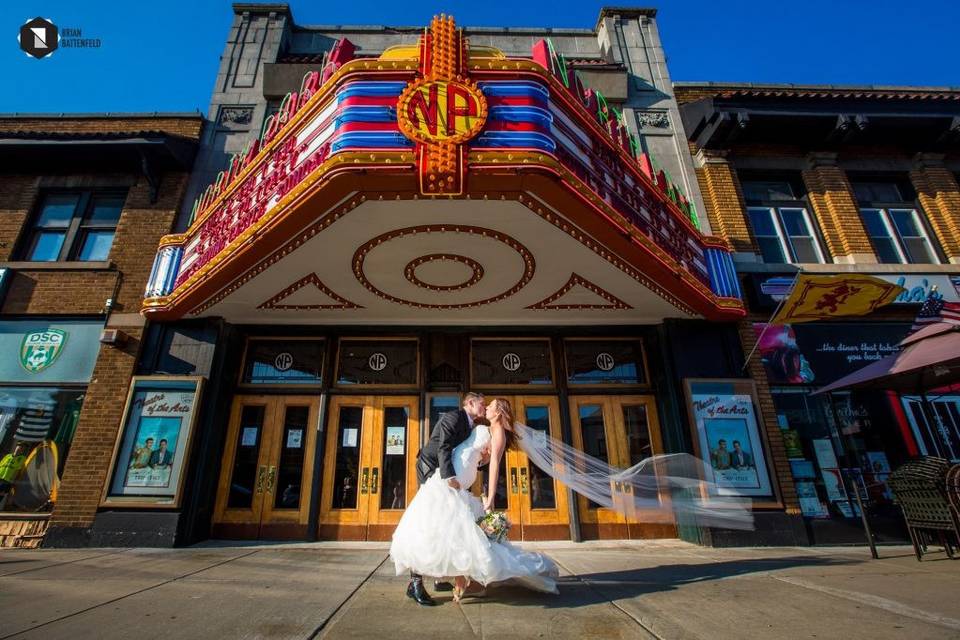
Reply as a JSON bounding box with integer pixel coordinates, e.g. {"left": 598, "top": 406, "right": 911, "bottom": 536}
{"left": 0, "top": 387, "right": 85, "bottom": 513}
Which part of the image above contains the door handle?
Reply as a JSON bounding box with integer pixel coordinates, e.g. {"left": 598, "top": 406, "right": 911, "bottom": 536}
{"left": 266, "top": 466, "right": 276, "bottom": 493}
{"left": 371, "top": 468, "right": 379, "bottom": 495}
{"left": 361, "top": 467, "right": 369, "bottom": 494}
{"left": 256, "top": 465, "right": 267, "bottom": 494}
{"left": 520, "top": 467, "right": 529, "bottom": 495}
{"left": 510, "top": 467, "right": 518, "bottom": 494}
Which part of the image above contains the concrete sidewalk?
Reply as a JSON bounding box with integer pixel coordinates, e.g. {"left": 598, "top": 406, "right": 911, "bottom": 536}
{"left": 0, "top": 541, "right": 957, "bottom": 639}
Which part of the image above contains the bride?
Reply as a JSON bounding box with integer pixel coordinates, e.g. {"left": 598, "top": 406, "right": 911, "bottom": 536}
{"left": 390, "top": 398, "right": 559, "bottom": 600}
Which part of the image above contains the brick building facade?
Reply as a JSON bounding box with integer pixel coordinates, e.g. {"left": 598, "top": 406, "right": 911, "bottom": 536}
{"left": 678, "top": 83, "right": 960, "bottom": 543}
{"left": 0, "top": 114, "right": 201, "bottom": 546}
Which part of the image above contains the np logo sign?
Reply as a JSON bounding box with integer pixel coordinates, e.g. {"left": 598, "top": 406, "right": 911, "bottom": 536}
{"left": 20, "top": 329, "right": 67, "bottom": 373}
{"left": 398, "top": 79, "right": 487, "bottom": 144}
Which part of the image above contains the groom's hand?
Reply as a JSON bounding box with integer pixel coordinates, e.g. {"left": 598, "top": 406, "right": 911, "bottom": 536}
{"left": 478, "top": 449, "right": 490, "bottom": 467}
{"left": 447, "top": 478, "right": 461, "bottom": 490}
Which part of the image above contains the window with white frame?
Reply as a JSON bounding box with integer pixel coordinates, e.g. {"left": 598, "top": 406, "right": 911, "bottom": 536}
{"left": 852, "top": 179, "right": 939, "bottom": 264}
{"left": 741, "top": 178, "right": 825, "bottom": 264}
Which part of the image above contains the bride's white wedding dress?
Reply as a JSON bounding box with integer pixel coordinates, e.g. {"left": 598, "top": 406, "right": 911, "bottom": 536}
{"left": 390, "top": 425, "right": 559, "bottom": 594}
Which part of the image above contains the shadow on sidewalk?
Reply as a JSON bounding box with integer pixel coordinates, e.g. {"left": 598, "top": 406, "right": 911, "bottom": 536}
{"left": 467, "top": 555, "right": 856, "bottom": 609}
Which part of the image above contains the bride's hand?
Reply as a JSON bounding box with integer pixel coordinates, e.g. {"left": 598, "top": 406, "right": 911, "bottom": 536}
{"left": 482, "top": 495, "right": 494, "bottom": 513}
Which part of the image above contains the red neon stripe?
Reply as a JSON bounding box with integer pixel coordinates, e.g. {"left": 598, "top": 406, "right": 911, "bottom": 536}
{"left": 888, "top": 390, "right": 920, "bottom": 456}
{"left": 337, "top": 95, "right": 400, "bottom": 107}
{"left": 336, "top": 122, "right": 402, "bottom": 133}
{"left": 486, "top": 96, "right": 547, "bottom": 108}
{"left": 482, "top": 121, "right": 550, "bottom": 133}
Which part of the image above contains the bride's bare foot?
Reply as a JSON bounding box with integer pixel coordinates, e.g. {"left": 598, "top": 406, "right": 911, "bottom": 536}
{"left": 452, "top": 576, "right": 470, "bottom": 602}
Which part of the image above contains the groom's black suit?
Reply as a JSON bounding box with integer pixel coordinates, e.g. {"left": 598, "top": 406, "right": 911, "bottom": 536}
{"left": 416, "top": 408, "right": 472, "bottom": 485}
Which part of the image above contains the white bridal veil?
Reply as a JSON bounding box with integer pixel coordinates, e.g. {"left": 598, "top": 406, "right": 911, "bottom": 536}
{"left": 513, "top": 422, "right": 755, "bottom": 530}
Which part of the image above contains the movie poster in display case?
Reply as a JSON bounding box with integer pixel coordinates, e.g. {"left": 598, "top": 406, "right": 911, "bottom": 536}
{"left": 684, "top": 379, "right": 776, "bottom": 500}
{"left": 101, "top": 376, "right": 204, "bottom": 507}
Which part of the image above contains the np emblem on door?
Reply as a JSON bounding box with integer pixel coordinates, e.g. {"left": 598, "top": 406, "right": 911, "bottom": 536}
{"left": 596, "top": 352, "right": 615, "bottom": 372}
{"left": 502, "top": 352, "right": 521, "bottom": 372}
{"left": 368, "top": 352, "right": 387, "bottom": 371}
{"left": 274, "top": 352, "right": 294, "bottom": 371}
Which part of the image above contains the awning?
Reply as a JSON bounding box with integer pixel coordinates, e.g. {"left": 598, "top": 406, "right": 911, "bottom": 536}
{"left": 812, "top": 323, "right": 960, "bottom": 395}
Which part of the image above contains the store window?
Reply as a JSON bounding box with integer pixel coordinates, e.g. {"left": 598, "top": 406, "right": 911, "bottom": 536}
{"left": 336, "top": 339, "right": 418, "bottom": 386}
{"left": 241, "top": 339, "right": 325, "bottom": 385}
{"left": 902, "top": 395, "right": 960, "bottom": 461}
{"left": 471, "top": 339, "right": 553, "bottom": 387}
{"left": 565, "top": 339, "right": 646, "bottom": 385}
{"left": 772, "top": 388, "right": 908, "bottom": 540}
{"left": 741, "top": 178, "right": 825, "bottom": 264}
{"left": 0, "top": 388, "right": 85, "bottom": 512}
{"left": 0, "top": 320, "right": 101, "bottom": 513}
{"left": 852, "top": 179, "right": 939, "bottom": 264}
{"left": 19, "top": 191, "right": 126, "bottom": 262}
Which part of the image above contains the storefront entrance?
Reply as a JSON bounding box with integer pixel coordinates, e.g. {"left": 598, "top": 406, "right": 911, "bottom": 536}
{"left": 569, "top": 395, "right": 675, "bottom": 539}
{"left": 212, "top": 395, "right": 319, "bottom": 539}
{"left": 318, "top": 396, "right": 420, "bottom": 540}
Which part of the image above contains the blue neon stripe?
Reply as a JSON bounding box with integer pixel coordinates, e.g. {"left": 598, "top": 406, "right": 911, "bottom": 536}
{"left": 473, "top": 131, "right": 556, "bottom": 152}
{"left": 335, "top": 106, "right": 397, "bottom": 124}
{"left": 331, "top": 132, "right": 413, "bottom": 151}
{"left": 488, "top": 106, "right": 553, "bottom": 128}
{"left": 478, "top": 81, "right": 550, "bottom": 102}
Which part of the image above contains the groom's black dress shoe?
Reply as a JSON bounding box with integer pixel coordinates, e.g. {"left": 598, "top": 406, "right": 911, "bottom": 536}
{"left": 434, "top": 580, "right": 454, "bottom": 592}
{"left": 407, "top": 580, "right": 437, "bottom": 606}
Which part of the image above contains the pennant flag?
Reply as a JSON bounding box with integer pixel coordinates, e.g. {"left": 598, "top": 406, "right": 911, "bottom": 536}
{"left": 770, "top": 274, "right": 905, "bottom": 325}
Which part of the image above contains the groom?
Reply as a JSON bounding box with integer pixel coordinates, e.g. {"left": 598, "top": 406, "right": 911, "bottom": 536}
{"left": 406, "top": 391, "right": 487, "bottom": 606}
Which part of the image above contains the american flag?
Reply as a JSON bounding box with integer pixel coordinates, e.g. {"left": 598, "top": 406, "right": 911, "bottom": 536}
{"left": 909, "top": 291, "right": 960, "bottom": 333}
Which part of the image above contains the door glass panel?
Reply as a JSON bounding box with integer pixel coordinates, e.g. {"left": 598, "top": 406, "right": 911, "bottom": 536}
{"left": 274, "top": 405, "right": 310, "bottom": 509}
{"left": 578, "top": 404, "right": 608, "bottom": 508}
{"left": 227, "top": 405, "right": 265, "bottom": 509}
{"left": 524, "top": 405, "right": 556, "bottom": 509}
{"left": 381, "top": 406, "right": 409, "bottom": 510}
{"left": 566, "top": 340, "right": 646, "bottom": 385}
{"left": 482, "top": 453, "right": 509, "bottom": 510}
{"left": 332, "top": 406, "right": 362, "bottom": 509}
{"left": 623, "top": 404, "right": 659, "bottom": 503}
{"left": 623, "top": 405, "right": 652, "bottom": 465}
{"left": 429, "top": 396, "right": 460, "bottom": 435}
{"left": 337, "top": 340, "right": 418, "bottom": 385}
{"left": 243, "top": 340, "right": 325, "bottom": 385}
{"left": 471, "top": 339, "right": 553, "bottom": 386}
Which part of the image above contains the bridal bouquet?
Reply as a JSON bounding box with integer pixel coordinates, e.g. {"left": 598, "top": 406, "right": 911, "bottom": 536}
{"left": 476, "top": 511, "right": 511, "bottom": 543}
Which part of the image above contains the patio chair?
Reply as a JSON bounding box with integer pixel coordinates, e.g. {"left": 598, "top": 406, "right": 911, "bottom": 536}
{"left": 887, "top": 456, "right": 959, "bottom": 561}
{"left": 946, "top": 463, "right": 960, "bottom": 530}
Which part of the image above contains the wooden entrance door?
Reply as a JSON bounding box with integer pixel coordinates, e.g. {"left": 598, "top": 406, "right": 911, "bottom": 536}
{"left": 318, "top": 396, "right": 420, "bottom": 540}
{"left": 212, "top": 395, "right": 319, "bottom": 540}
{"left": 569, "top": 395, "right": 675, "bottom": 539}
{"left": 482, "top": 396, "right": 570, "bottom": 540}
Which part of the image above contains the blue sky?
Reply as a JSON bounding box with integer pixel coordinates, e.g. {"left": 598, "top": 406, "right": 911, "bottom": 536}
{"left": 3, "top": 0, "right": 957, "bottom": 114}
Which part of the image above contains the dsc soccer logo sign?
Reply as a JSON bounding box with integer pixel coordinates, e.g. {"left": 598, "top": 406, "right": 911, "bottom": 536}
{"left": 397, "top": 79, "right": 487, "bottom": 145}
{"left": 20, "top": 329, "right": 67, "bottom": 373}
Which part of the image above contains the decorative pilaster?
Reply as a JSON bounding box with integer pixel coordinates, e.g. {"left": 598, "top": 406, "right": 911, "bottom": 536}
{"left": 802, "top": 152, "right": 876, "bottom": 264}
{"left": 910, "top": 153, "right": 960, "bottom": 264}
{"left": 694, "top": 149, "right": 756, "bottom": 257}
